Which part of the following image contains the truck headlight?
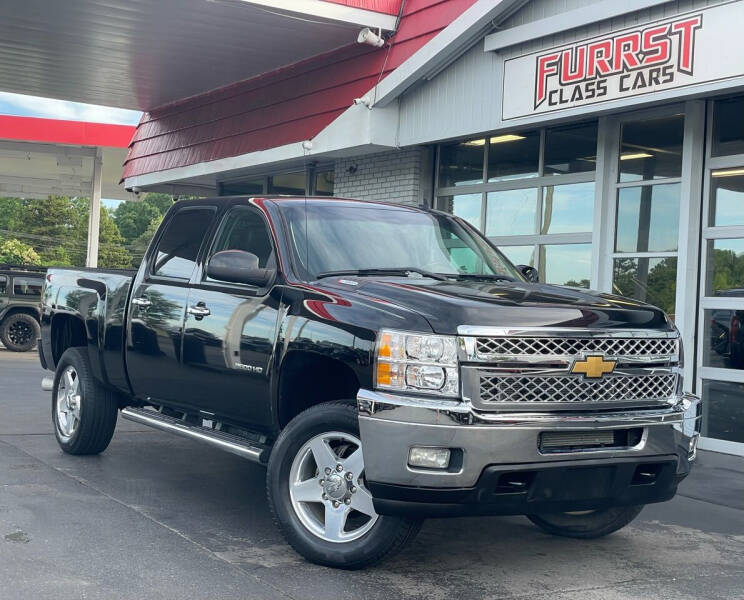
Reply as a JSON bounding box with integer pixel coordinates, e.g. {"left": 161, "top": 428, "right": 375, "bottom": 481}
{"left": 375, "top": 330, "right": 459, "bottom": 397}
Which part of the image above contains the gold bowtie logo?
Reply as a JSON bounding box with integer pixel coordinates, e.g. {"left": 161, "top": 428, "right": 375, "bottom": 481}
{"left": 571, "top": 355, "right": 616, "bottom": 379}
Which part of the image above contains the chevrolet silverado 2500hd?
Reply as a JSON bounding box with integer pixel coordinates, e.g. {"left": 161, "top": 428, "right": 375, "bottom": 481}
{"left": 39, "top": 196, "right": 701, "bottom": 569}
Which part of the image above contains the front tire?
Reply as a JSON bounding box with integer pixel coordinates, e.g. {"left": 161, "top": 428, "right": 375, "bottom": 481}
{"left": 267, "top": 401, "right": 421, "bottom": 569}
{"left": 52, "top": 347, "right": 118, "bottom": 455}
{"left": 527, "top": 505, "right": 644, "bottom": 539}
{"left": 1, "top": 313, "right": 40, "bottom": 352}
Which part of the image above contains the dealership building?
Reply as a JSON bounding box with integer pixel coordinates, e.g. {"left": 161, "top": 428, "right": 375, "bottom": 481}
{"left": 3, "top": 0, "right": 744, "bottom": 454}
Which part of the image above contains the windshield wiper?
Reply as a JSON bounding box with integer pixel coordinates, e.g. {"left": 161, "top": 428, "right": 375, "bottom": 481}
{"left": 316, "top": 268, "right": 449, "bottom": 281}
{"left": 451, "top": 273, "right": 517, "bottom": 282}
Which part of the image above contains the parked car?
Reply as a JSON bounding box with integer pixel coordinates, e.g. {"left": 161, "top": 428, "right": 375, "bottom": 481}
{"left": 0, "top": 264, "right": 44, "bottom": 352}
{"left": 38, "top": 197, "right": 701, "bottom": 569}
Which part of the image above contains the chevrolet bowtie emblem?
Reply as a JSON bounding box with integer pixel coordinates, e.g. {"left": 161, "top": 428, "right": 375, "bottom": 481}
{"left": 571, "top": 355, "right": 616, "bottom": 379}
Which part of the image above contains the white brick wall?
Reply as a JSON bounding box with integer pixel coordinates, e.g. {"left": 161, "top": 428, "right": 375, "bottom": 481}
{"left": 333, "top": 147, "right": 432, "bottom": 206}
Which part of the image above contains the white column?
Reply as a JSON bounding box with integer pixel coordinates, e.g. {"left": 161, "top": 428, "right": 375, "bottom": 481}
{"left": 86, "top": 148, "right": 103, "bottom": 268}
{"left": 676, "top": 100, "right": 706, "bottom": 392}
{"left": 592, "top": 116, "right": 620, "bottom": 292}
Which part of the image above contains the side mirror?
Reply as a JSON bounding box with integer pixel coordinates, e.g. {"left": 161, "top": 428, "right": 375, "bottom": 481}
{"left": 517, "top": 264, "right": 539, "bottom": 283}
{"left": 207, "top": 250, "right": 275, "bottom": 287}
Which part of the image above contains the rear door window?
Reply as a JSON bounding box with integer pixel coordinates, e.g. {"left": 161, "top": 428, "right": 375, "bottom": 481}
{"left": 151, "top": 207, "right": 216, "bottom": 279}
{"left": 0, "top": 275, "right": 7, "bottom": 295}
{"left": 12, "top": 277, "right": 42, "bottom": 297}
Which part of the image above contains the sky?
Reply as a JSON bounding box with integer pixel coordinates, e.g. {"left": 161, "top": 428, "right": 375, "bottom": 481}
{"left": 0, "top": 91, "right": 142, "bottom": 125}
{"left": 0, "top": 92, "right": 143, "bottom": 210}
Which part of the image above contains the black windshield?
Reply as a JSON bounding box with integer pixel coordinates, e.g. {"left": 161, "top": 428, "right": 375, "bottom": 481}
{"left": 278, "top": 202, "right": 523, "bottom": 282}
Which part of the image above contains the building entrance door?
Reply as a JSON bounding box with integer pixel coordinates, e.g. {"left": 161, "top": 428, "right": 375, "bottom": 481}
{"left": 697, "top": 95, "right": 744, "bottom": 455}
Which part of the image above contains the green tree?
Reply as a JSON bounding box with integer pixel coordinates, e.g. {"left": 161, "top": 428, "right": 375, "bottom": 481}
{"left": 0, "top": 197, "right": 25, "bottom": 232}
{"left": 113, "top": 193, "right": 174, "bottom": 243}
{"left": 142, "top": 193, "right": 174, "bottom": 216}
{"left": 0, "top": 238, "right": 41, "bottom": 265}
{"left": 71, "top": 198, "right": 132, "bottom": 268}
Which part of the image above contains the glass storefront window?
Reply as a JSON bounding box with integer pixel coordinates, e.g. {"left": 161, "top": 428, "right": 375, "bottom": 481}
{"left": 436, "top": 122, "right": 597, "bottom": 288}
{"left": 542, "top": 244, "right": 591, "bottom": 288}
{"left": 542, "top": 182, "right": 595, "bottom": 234}
{"left": 221, "top": 178, "right": 263, "bottom": 195}
{"left": 269, "top": 172, "right": 305, "bottom": 195}
{"left": 438, "top": 194, "right": 482, "bottom": 229}
{"left": 703, "top": 309, "right": 744, "bottom": 370}
{"left": 487, "top": 131, "right": 539, "bottom": 182}
{"left": 619, "top": 115, "right": 684, "bottom": 182}
{"left": 499, "top": 245, "right": 535, "bottom": 268}
{"left": 438, "top": 141, "right": 484, "bottom": 187}
{"left": 702, "top": 379, "right": 744, "bottom": 443}
{"left": 485, "top": 188, "right": 538, "bottom": 237}
{"left": 709, "top": 171, "right": 744, "bottom": 227}
{"left": 615, "top": 184, "right": 680, "bottom": 253}
{"left": 712, "top": 96, "right": 744, "bottom": 157}
{"left": 612, "top": 257, "right": 677, "bottom": 315}
{"left": 315, "top": 171, "right": 334, "bottom": 196}
{"left": 544, "top": 122, "right": 597, "bottom": 175}
{"left": 706, "top": 238, "right": 744, "bottom": 296}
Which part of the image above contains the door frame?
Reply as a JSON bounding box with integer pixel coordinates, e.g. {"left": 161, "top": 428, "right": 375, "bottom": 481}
{"left": 696, "top": 97, "right": 744, "bottom": 455}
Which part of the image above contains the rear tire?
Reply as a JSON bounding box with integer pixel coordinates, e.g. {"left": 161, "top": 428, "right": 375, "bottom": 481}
{"left": 52, "top": 347, "right": 118, "bottom": 455}
{"left": 1, "top": 313, "right": 40, "bottom": 352}
{"left": 267, "top": 401, "right": 421, "bottom": 569}
{"left": 527, "top": 505, "right": 644, "bottom": 539}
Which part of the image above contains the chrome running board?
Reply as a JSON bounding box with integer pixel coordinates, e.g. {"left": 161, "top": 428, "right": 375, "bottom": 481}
{"left": 121, "top": 406, "right": 268, "bottom": 464}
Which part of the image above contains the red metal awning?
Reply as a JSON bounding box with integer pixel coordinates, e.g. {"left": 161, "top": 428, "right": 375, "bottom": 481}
{"left": 0, "top": 115, "right": 134, "bottom": 148}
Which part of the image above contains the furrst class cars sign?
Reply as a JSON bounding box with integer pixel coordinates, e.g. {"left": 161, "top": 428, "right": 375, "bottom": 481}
{"left": 501, "top": 2, "right": 744, "bottom": 120}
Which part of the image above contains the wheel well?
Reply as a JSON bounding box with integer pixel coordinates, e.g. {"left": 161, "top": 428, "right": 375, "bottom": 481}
{"left": 1, "top": 306, "right": 39, "bottom": 324}
{"left": 278, "top": 352, "right": 360, "bottom": 429}
{"left": 51, "top": 314, "right": 87, "bottom": 365}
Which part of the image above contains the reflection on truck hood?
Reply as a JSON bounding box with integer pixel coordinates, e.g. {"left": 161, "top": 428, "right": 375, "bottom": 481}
{"left": 318, "top": 277, "right": 670, "bottom": 335}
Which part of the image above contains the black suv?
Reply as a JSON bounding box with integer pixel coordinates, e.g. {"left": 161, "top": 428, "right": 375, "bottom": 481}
{"left": 0, "top": 265, "right": 44, "bottom": 352}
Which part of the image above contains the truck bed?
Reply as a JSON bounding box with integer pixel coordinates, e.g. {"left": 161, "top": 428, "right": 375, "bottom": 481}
{"left": 40, "top": 267, "right": 136, "bottom": 395}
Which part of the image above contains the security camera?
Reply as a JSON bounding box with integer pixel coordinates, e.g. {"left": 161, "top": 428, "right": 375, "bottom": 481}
{"left": 353, "top": 96, "right": 372, "bottom": 107}
{"left": 357, "top": 27, "right": 385, "bottom": 48}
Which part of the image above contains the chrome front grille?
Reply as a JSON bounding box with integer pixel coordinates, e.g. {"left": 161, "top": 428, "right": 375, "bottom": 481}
{"left": 458, "top": 328, "right": 680, "bottom": 409}
{"left": 478, "top": 372, "right": 677, "bottom": 405}
{"left": 474, "top": 336, "right": 678, "bottom": 361}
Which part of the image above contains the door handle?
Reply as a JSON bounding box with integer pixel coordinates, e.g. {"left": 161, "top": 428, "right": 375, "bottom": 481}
{"left": 131, "top": 297, "right": 152, "bottom": 308}
{"left": 187, "top": 304, "right": 211, "bottom": 319}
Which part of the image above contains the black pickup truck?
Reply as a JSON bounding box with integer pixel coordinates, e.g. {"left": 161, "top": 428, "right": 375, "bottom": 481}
{"left": 39, "top": 196, "right": 701, "bottom": 568}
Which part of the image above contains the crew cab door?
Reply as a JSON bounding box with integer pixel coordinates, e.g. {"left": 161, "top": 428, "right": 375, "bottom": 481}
{"left": 126, "top": 205, "right": 217, "bottom": 405}
{"left": 180, "top": 204, "right": 282, "bottom": 427}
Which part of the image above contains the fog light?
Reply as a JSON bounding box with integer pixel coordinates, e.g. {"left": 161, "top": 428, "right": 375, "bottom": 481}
{"left": 408, "top": 447, "right": 451, "bottom": 469}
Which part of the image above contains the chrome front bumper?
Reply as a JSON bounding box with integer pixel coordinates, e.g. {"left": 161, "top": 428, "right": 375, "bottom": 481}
{"left": 357, "top": 389, "right": 701, "bottom": 489}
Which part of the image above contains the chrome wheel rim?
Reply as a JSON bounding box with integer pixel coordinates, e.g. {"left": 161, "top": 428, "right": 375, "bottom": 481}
{"left": 56, "top": 366, "right": 81, "bottom": 440}
{"left": 7, "top": 320, "right": 33, "bottom": 346}
{"left": 289, "top": 431, "right": 378, "bottom": 543}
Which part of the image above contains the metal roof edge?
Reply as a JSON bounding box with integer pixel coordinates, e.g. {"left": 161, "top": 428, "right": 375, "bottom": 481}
{"left": 235, "top": 0, "right": 399, "bottom": 30}
{"left": 122, "top": 104, "right": 399, "bottom": 190}
{"left": 370, "top": 0, "right": 528, "bottom": 108}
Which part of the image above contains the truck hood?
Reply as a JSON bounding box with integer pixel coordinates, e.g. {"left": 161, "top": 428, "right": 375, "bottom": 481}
{"left": 318, "top": 277, "right": 671, "bottom": 335}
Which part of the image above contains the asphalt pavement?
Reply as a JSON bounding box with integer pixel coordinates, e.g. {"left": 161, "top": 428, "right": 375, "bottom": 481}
{"left": 1, "top": 346, "right": 743, "bottom": 600}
